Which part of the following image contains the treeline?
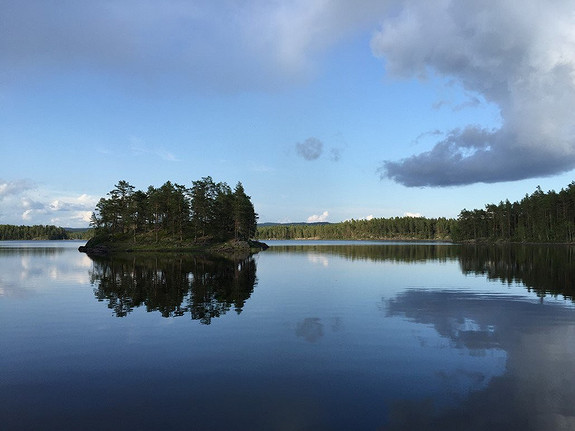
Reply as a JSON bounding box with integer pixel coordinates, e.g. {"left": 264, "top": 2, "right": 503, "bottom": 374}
{"left": 0, "top": 224, "right": 68, "bottom": 240}
{"left": 90, "top": 178, "right": 258, "bottom": 242}
{"left": 454, "top": 183, "right": 575, "bottom": 242}
{"left": 256, "top": 217, "right": 456, "bottom": 241}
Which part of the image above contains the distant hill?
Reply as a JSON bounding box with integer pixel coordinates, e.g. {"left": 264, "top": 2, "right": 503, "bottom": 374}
{"left": 258, "top": 222, "right": 331, "bottom": 227}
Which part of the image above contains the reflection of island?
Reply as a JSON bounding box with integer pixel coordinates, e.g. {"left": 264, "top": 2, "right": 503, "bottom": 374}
{"left": 89, "top": 254, "right": 257, "bottom": 323}
{"left": 385, "top": 288, "right": 575, "bottom": 430}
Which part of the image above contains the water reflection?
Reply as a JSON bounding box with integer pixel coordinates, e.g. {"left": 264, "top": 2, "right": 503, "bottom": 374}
{"left": 0, "top": 242, "right": 91, "bottom": 297}
{"left": 89, "top": 254, "right": 257, "bottom": 323}
{"left": 267, "top": 243, "right": 459, "bottom": 263}
{"left": 387, "top": 290, "right": 504, "bottom": 352}
{"left": 0, "top": 246, "right": 65, "bottom": 256}
{"left": 2, "top": 241, "right": 575, "bottom": 430}
{"left": 296, "top": 317, "right": 324, "bottom": 342}
{"left": 459, "top": 244, "right": 575, "bottom": 301}
{"left": 270, "top": 242, "right": 575, "bottom": 302}
{"left": 385, "top": 288, "right": 575, "bottom": 429}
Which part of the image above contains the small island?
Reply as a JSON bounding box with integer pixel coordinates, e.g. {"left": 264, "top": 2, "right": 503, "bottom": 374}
{"left": 79, "top": 178, "right": 267, "bottom": 256}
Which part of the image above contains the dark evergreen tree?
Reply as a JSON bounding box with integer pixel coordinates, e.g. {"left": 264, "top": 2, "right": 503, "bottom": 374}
{"left": 233, "top": 182, "right": 258, "bottom": 240}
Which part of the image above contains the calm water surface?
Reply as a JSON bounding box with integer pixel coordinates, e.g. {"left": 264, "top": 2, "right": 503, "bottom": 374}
{"left": 1, "top": 240, "right": 575, "bottom": 430}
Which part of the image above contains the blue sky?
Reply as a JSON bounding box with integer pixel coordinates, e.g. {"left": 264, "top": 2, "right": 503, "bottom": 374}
{"left": 2, "top": 0, "right": 575, "bottom": 227}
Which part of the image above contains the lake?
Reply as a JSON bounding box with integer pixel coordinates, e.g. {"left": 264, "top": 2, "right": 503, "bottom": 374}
{"left": 1, "top": 240, "right": 575, "bottom": 430}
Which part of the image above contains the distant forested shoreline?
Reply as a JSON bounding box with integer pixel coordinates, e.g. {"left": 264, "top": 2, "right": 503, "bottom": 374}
{"left": 454, "top": 182, "right": 575, "bottom": 242}
{"left": 0, "top": 224, "right": 91, "bottom": 240}
{"left": 4, "top": 181, "right": 575, "bottom": 244}
{"left": 256, "top": 217, "right": 456, "bottom": 241}
{"left": 257, "top": 182, "right": 575, "bottom": 243}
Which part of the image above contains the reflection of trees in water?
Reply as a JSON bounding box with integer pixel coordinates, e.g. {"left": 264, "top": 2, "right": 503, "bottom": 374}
{"left": 459, "top": 245, "right": 575, "bottom": 301}
{"left": 269, "top": 243, "right": 575, "bottom": 301}
{"left": 383, "top": 245, "right": 575, "bottom": 430}
{"left": 267, "top": 244, "right": 458, "bottom": 263}
{"left": 0, "top": 247, "right": 64, "bottom": 257}
{"left": 90, "top": 254, "right": 257, "bottom": 323}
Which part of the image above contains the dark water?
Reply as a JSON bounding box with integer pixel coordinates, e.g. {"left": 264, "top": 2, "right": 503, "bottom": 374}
{"left": 1, "top": 240, "right": 575, "bottom": 430}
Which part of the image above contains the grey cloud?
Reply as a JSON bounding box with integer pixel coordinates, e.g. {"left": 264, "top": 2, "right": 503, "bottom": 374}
{"left": 373, "top": 0, "right": 575, "bottom": 186}
{"left": 296, "top": 137, "right": 323, "bottom": 161}
{"left": 22, "top": 198, "right": 45, "bottom": 210}
{"left": 0, "top": 0, "right": 392, "bottom": 93}
{"left": 379, "top": 125, "right": 575, "bottom": 186}
{"left": 0, "top": 179, "right": 35, "bottom": 199}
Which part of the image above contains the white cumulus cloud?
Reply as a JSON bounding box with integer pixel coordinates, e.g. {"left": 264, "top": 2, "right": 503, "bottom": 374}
{"left": 307, "top": 211, "right": 329, "bottom": 223}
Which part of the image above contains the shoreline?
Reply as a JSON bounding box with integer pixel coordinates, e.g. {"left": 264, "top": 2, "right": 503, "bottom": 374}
{"left": 78, "top": 238, "right": 269, "bottom": 257}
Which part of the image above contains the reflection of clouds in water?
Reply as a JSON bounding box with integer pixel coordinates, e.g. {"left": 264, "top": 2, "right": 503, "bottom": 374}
{"left": 0, "top": 248, "right": 92, "bottom": 296}
{"left": 296, "top": 318, "right": 323, "bottom": 343}
{"left": 296, "top": 317, "right": 343, "bottom": 342}
{"left": 47, "top": 254, "right": 92, "bottom": 284}
{"left": 331, "top": 316, "right": 343, "bottom": 333}
{"left": 0, "top": 278, "right": 15, "bottom": 297}
{"left": 386, "top": 290, "right": 505, "bottom": 352}
{"left": 307, "top": 253, "right": 329, "bottom": 267}
{"left": 384, "top": 289, "right": 575, "bottom": 430}
{"left": 435, "top": 369, "right": 486, "bottom": 389}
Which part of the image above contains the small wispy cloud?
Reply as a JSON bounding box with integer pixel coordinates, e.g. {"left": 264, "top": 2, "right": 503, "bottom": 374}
{"left": 307, "top": 211, "right": 329, "bottom": 223}
{"left": 296, "top": 137, "right": 323, "bottom": 161}
{"left": 330, "top": 148, "right": 341, "bottom": 162}
{"left": 432, "top": 95, "right": 481, "bottom": 113}
{"left": 250, "top": 163, "right": 275, "bottom": 173}
{"left": 405, "top": 212, "right": 423, "bottom": 218}
{"left": 21, "top": 209, "right": 31, "bottom": 221}
{"left": 411, "top": 130, "right": 443, "bottom": 146}
{"left": 453, "top": 96, "right": 481, "bottom": 112}
{"left": 130, "top": 137, "right": 181, "bottom": 162}
{"left": 295, "top": 137, "right": 343, "bottom": 162}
